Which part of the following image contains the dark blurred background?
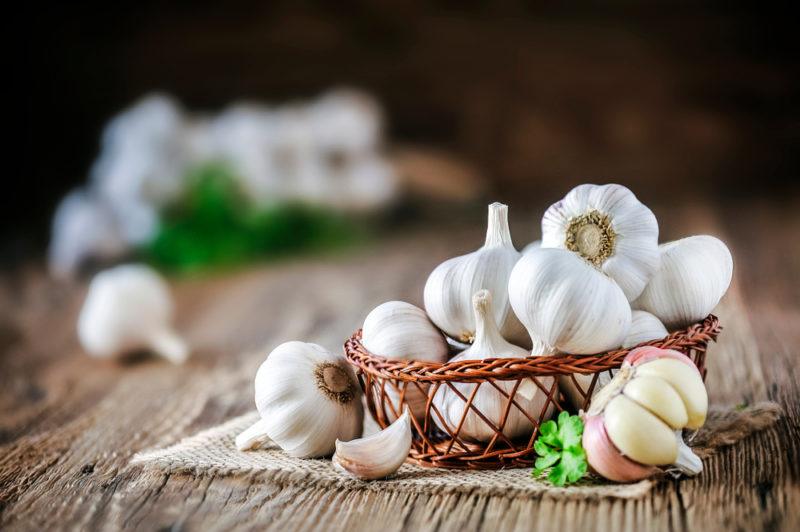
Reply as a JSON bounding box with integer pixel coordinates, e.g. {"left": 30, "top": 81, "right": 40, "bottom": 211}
{"left": 14, "top": 1, "right": 799, "bottom": 267}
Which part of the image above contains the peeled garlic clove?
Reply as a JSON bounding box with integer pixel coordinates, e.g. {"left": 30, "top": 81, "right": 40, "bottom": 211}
{"left": 633, "top": 235, "right": 733, "bottom": 330}
{"left": 604, "top": 395, "right": 678, "bottom": 466}
{"left": 362, "top": 301, "right": 448, "bottom": 362}
{"left": 333, "top": 410, "right": 412, "bottom": 480}
{"left": 622, "top": 310, "right": 668, "bottom": 348}
{"left": 238, "top": 341, "right": 363, "bottom": 458}
{"left": 634, "top": 358, "right": 707, "bottom": 429}
{"left": 424, "top": 202, "right": 528, "bottom": 346}
{"left": 582, "top": 415, "right": 659, "bottom": 483}
{"left": 432, "top": 290, "right": 551, "bottom": 441}
{"left": 77, "top": 264, "right": 189, "bottom": 364}
{"left": 622, "top": 376, "right": 688, "bottom": 429}
{"left": 541, "top": 183, "right": 660, "bottom": 301}
{"left": 508, "top": 247, "right": 631, "bottom": 354}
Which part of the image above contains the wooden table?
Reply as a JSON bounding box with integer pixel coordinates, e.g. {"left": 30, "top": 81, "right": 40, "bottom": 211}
{"left": 1, "top": 199, "right": 798, "bottom": 531}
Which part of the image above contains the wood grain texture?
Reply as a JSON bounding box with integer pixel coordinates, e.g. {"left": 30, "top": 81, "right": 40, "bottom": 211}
{"left": 1, "top": 199, "right": 798, "bottom": 531}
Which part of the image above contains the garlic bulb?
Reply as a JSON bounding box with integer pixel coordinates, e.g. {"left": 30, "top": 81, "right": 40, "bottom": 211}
{"left": 522, "top": 240, "right": 541, "bottom": 254}
{"left": 236, "top": 341, "right": 363, "bottom": 457}
{"left": 362, "top": 301, "right": 448, "bottom": 421}
{"left": 623, "top": 310, "right": 669, "bottom": 348}
{"left": 432, "top": 290, "right": 551, "bottom": 442}
{"left": 541, "top": 184, "right": 659, "bottom": 301}
{"left": 362, "top": 301, "right": 448, "bottom": 361}
{"left": 424, "top": 202, "right": 527, "bottom": 345}
{"left": 77, "top": 264, "right": 188, "bottom": 364}
{"left": 508, "top": 247, "right": 631, "bottom": 355}
{"left": 333, "top": 409, "right": 412, "bottom": 480}
{"left": 633, "top": 235, "right": 733, "bottom": 330}
{"left": 582, "top": 346, "right": 707, "bottom": 482}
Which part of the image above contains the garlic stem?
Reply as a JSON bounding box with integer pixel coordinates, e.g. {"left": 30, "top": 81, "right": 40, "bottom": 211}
{"left": 485, "top": 202, "right": 512, "bottom": 248}
{"left": 147, "top": 328, "right": 189, "bottom": 364}
{"left": 470, "top": 290, "right": 502, "bottom": 353}
{"left": 235, "top": 418, "right": 272, "bottom": 451}
{"left": 670, "top": 430, "right": 703, "bottom": 477}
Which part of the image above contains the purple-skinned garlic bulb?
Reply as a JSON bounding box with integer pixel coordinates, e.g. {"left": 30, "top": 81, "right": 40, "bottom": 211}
{"left": 581, "top": 346, "right": 708, "bottom": 482}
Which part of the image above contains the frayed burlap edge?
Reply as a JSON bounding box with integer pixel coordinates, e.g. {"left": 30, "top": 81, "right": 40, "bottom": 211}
{"left": 130, "top": 402, "right": 781, "bottom": 501}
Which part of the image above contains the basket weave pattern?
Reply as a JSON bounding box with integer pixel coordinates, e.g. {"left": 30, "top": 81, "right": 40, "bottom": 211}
{"left": 344, "top": 315, "right": 721, "bottom": 469}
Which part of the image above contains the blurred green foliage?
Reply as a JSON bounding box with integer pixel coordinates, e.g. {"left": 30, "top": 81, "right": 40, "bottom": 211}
{"left": 145, "top": 164, "right": 363, "bottom": 273}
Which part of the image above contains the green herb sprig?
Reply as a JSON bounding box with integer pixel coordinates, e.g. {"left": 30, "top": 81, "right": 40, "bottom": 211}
{"left": 532, "top": 411, "right": 588, "bottom": 486}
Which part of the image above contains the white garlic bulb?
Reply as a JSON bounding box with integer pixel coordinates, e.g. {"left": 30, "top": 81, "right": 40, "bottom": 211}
{"left": 362, "top": 301, "right": 448, "bottom": 422}
{"left": 633, "top": 235, "right": 733, "bottom": 330}
{"left": 623, "top": 310, "right": 669, "bottom": 348}
{"left": 521, "top": 240, "right": 541, "bottom": 255}
{"left": 541, "top": 184, "right": 659, "bottom": 301}
{"left": 333, "top": 409, "right": 412, "bottom": 480}
{"left": 236, "top": 341, "right": 363, "bottom": 458}
{"left": 508, "top": 247, "right": 632, "bottom": 355}
{"left": 362, "top": 301, "right": 448, "bottom": 361}
{"left": 424, "top": 202, "right": 527, "bottom": 345}
{"left": 78, "top": 264, "right": 188, "bottom": 364}
{"left": 49, "top": 189, "right": 127, "bottom": 279}
{"left": 432, "top": 290, "right": 551, "bottom": 442}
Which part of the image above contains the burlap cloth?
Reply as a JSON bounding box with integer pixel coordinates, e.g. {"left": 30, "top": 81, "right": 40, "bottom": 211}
{"left": 131, "top": 401, "right": 780, "bottom": 500}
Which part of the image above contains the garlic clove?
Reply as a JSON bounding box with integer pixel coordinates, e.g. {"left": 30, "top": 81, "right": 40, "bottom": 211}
{"left": 362, "top": 301, "right": 448, "bottom": 362}
{"left": 333, "top": 410, "right": 412, "bottom": 480}
{"left": 622, "top": 310, "right": 668, "bottom": 348}
{"left": 634, "top": 358, "right": 708, "bottom": 429}
{"left": 622, "top": 376, "right": 688, "bottom": 429}
{"left": 239, "top": 341, "right": 363, "bottom": 458}
{"left": 508, "top": 247, "right": 631, "bottom": 354}
{"left": 633, "top": 235, "right": 733, "bottom": 330}
{"left": 424, "top": 202, "right": 528, "bottom": 346}
{"left": 604, "top": 395, "right": 678, "bottom": 466}
{"left": 541, "top": 183, "right": 660, "bottom": 301}
{"left": 582, "top": 414, "right": 659, "bottom": 483}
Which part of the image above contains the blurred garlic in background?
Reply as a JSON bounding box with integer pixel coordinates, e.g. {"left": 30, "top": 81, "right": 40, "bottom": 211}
{"left": 49, "top": 89, "right": 398, "bottom": 278}
{"left": 49, "top": 190, "right": 126, "bottom": 279}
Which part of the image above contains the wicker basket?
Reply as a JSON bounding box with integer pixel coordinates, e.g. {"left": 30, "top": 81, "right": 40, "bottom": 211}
{"left": 343, "top": 314, "right": 721, "bottom": 469}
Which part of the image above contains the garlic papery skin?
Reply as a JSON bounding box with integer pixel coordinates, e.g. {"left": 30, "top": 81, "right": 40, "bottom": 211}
{"left": 508, "top": 247, "right": 631, "bottom": 355}
{"left": 77, "top": 264, "right": 188, "bottom": 364}
{"left": 362, "top": 301, "right": 448, "bottom": 422}
{"left": 581, "top": 347, "right": 708, "bottom": 482}
{"left": 622, "top": 310, "right": 669, "bottom": 348}
{"left": 432, "top": 290, "right": 551, "bottom": 442}
{"left": 237, "top": 341, "right": 363, "bottom": 457}
{"left": 332, "top": 409, "right": 412, "bottom": 480}
{"left": 633, "top": 235, "right": 733, "bottom": 330}
{"left": 541, "top": 183, "right": 659, "bottom": 301}
{"left": 424, "top": 202, "right": 527, "bottom": 346}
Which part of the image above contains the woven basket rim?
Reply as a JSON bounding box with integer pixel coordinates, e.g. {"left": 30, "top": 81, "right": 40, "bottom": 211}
{"left": 344, "top": 314, "right": 721, "bottom": 382}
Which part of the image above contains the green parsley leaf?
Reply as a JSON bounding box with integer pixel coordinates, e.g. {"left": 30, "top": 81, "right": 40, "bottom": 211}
{"left": 558, "top": 412, "right": 584, "bottom": 449}
{"left": 529, "top": 412, "right": 588, "bottom": 486}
